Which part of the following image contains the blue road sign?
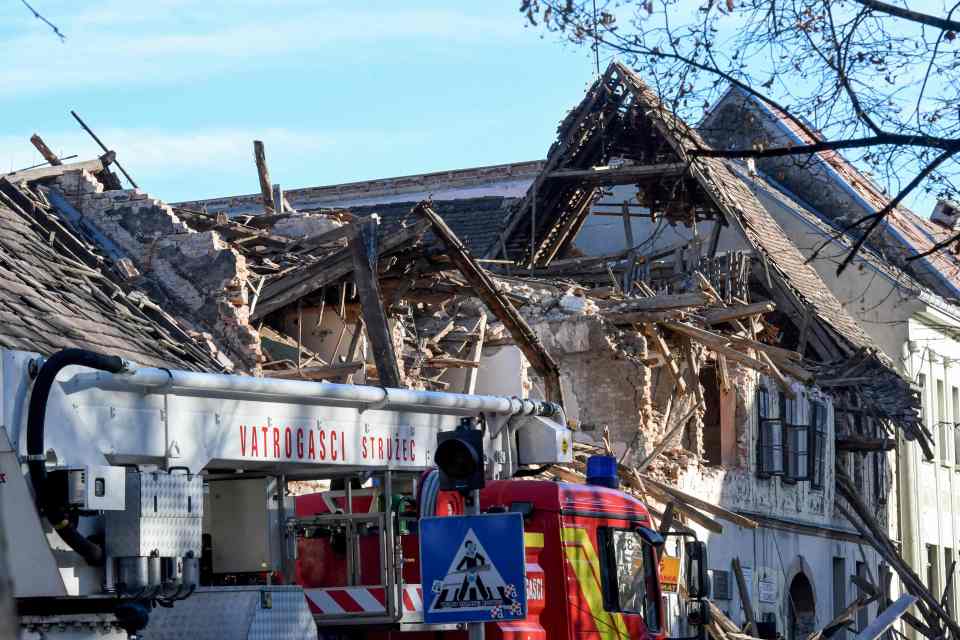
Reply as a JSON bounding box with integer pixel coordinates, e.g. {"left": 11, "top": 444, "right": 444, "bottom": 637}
{"left": 420, "top": 513, "right": 527, "bottom": 624}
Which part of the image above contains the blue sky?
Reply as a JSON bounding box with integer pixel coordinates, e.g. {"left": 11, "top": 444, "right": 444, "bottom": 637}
{"left": 0, "top": 1, "right": 598, "bottom": 202}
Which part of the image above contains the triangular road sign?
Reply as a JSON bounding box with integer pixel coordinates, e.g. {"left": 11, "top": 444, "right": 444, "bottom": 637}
{"left": 428, "top": 527, "right": 521, "bottom": 615}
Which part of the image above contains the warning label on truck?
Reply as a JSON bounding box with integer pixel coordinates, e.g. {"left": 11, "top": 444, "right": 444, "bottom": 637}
{"left": 420, "top": 514, "right": 526, "bottom": 624}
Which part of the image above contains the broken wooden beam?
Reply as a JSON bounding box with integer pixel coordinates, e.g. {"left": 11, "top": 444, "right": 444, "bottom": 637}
{"left": 413, "top": 202, "right": 565, "bottom": 407}
{"left": 732, "top": 558, "right": 757, "bottom": 636}
{"left": 613, "top": 291, "right": 711, "bottom": 312}
{"left": 703, "top": 301, "right": 776, "bottom": 326}
{"left": 30, "top": 134, "right": 61, "bottom": 166}
{"left": 349, "top": 217, "right": 402, "bottom": 388}
{"left": 545, "top": 162, "right": 688, "bottom": 185}
{"left": 70, "top": 110, "right": 137, "bottom": 189}
{"left": 264, "top": 361, "right": 364, "bottom": 380}
{"left": 644, "top": 324, "right": 687, "bottom": 395}
{"left": 253, "top": 140, "right": 275, "bottom": 214}
{"left": 852, "top": 594, "right": 917, "bottom": 640}
{"left": 604, "top": 309, "right": 689, "bottom": 325}
{"left": 641, "top": 475, "right": 759, "bottom": 529}
{"left": 461, "top": 314, "right": 487, "bottom": 395}
{"left": 836, "top": 467, "right": 960, "bottom": 637}
{"left": 252, "top": 219, "right": 430, "bottom": 319}
{"left": 3, "top": 154, "right": 110, "bottom": 183}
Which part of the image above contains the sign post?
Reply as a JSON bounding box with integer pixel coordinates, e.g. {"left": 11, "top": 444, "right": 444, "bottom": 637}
{"left": 419, "top": 512, "right": 527, "bottom": 631}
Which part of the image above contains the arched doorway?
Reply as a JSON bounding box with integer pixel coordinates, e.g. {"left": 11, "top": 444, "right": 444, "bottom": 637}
{"left": 787, "top": 572, "right": 817, "bottom": 640}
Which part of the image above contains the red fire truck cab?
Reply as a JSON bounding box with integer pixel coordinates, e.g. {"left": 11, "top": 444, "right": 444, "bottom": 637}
{"left": 296, "top": 473, "right": 711, "bottom": 640}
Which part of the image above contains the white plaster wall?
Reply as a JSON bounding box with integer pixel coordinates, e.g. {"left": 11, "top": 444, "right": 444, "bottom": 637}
{"left": 904, "top": 317, "right": 960, "bottom": 617}
{"left": 672, "top": 522, "right": 885, "bottom": 638}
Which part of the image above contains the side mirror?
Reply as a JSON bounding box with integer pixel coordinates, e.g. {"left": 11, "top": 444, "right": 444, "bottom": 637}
{"left": 684, "top": 541, "right": 710, "bottom": 599}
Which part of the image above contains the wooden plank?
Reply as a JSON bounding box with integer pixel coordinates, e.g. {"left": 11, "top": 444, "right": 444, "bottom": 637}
{"left": 683, "top": 338, "right": 705, "bottom": 407}
{"left": 605, "top": 309, "right": 689, "bottom": 325}
{"left": 414, "top": 203, "right": 565, "bottom": 406}
{"left": 758, "top": 350, "right": 796, "bottom": 399}
{"left": 348, "top": 218, "right": 402, "bottom": 388}
{"left": 4, "top": 156, "right": 106, "bottom": 183}
{"left": 252, "top": 219, "right": 430, "bottom": 319}
{"left": 642, "top": 476, "right": 758, "bottom": 529}
{"left": 836, "top": 467, "right": 959, "bottom": 637}
{"left": 30, "top": 134, "right": 61, "bottom": 166}
{"left": 636, "top": 401, "right": 700, "bottom": 472}
{"left": 461, "top": 314, "right": 487, "bottom": 395}
{"left": 264, "top": 361, "right": 364, "bottom": 380}
{"left": 732, "top": 558, "right": 757, "bottom": 636}
{"left": 641, "top": 481, "right": 724, "bottom": 534}
{"left": 253, "top": 140, "right": 275, "bottom": 214}
{"left": 545, "top": 162, "right": 688, "bottom": 184}
{"left": 716, "top": 353, "right": 731, "bottom": 391}
{"left": 644, "top": 324, "right": 687, "bottom": 395}
{"left": 703, "top": 301, "right": 776, "bottom": 325}
{"left": 612, "top": 291, "right": 710, "bottom": 312}
{"left": 853, "top": 595, "right": 917, "bottom": 640}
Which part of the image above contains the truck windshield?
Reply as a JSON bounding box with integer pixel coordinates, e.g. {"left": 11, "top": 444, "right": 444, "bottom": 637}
{"left": 598, "top": 527, "right": 661, "bottom": 632}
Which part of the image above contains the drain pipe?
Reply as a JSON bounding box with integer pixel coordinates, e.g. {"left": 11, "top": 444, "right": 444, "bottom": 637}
{"left": 28, "top": 348, "right": 129, "bottom": 566}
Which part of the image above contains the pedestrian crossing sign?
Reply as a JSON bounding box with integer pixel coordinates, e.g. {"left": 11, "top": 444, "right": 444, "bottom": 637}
{"left": 420, "top": 513, "right": 526, "bottom": 624}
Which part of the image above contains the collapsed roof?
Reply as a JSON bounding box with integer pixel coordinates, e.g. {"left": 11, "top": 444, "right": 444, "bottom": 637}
{"left": 0, "top": 172, "right": 222, "bottom": 370}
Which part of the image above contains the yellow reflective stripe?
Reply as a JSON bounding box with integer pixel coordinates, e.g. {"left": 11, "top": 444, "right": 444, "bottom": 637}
{"left": 524, "top": 532, "right": 545, "bottom": 548}
{"left": 561, "top": 527, "right": 628, "bottom": 639}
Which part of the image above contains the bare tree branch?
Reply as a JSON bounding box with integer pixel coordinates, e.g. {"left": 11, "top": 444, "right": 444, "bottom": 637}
{"left": 852, "top": 0, "right": 960, "bottom": 32}
{"left": 693, "top": 134, "right": 960, "bottom": 159}
{"left": 20, "top": 0, "right": 65, "bottom": 42}
{"left": 836, "top": 147, "right": 959, "bottom": 275}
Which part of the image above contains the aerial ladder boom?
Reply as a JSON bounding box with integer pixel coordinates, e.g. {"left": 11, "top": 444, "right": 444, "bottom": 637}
{"left": 0, "top": 348, "right": 573, "bottom": 638}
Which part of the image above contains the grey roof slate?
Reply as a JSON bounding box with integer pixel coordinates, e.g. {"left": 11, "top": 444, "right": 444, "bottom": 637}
{"left": 346, "top": 196, "right": 514, "bottom": 256}
{"left": 0, "top": 182, "right": 219, "bottom": 370}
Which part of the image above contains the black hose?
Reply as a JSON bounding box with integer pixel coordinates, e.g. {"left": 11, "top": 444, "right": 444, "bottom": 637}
{"left": 28, "top": 348, "right": 126, "bottom": 566}
{"left": 513, "top": 464, "right": 551, "bottom": 478}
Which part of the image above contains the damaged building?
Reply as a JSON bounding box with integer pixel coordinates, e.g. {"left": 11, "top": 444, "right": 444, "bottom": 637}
{"left": 1, "top": 63, "right": 949, "bottom": 640}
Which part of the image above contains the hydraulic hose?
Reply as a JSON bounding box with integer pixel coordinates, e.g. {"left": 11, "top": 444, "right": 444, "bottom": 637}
{"left": 27, "top": 348, "right": 127, "bottom": 566}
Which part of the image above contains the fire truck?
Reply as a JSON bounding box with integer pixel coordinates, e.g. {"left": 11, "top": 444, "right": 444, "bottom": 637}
{"left": 0, "top": 348, "right": 711, "bottom": 639}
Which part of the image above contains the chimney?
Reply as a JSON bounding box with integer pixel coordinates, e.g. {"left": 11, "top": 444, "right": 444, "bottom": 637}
{"left": 932, "top": 199, "right": 960, "bottom": 229}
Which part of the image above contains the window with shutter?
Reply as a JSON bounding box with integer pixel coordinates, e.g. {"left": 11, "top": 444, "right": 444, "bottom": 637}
{"left": 784, "top": 395, "right": 810, "bottom": 483}
{"left": 809, "top": 401, "right": 827, "bottom": 489}
{"left": 757, "top": 386, "right": 784, "bottom": 477}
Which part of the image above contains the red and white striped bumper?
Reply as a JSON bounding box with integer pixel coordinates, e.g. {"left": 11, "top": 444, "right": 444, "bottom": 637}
{"left": 304, "top": 585, "right": 424, "bottom": 622}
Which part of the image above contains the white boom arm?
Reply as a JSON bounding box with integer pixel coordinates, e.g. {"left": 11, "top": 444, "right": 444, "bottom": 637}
{"left": 3, "top": 350, "right": 571, "bottom": 479}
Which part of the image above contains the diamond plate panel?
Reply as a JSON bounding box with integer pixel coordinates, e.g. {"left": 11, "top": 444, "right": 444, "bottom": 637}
{"left": 106, "top": 471, "right": 202, "bottom": 557}
{"left": 249, "top": 587, "right": 316, "bottom": 640}
{"left": 143, "top": 587, "right": 316, "bottom": 640}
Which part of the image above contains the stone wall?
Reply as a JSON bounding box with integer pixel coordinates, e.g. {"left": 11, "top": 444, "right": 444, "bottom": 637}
{"left": 52, "top": 170, "right": 262, "bottom": 371}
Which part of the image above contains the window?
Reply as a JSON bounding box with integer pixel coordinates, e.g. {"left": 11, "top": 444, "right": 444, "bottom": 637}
{"left": 810, "top": 401, "right": 828, "bottom": 489}
{"left": 757, "top": 387, "right": 784, "bottom": 477}
{"left": 598, "top": 527, "right": 661, "bottom": 632}
{"left": 856, "top": 562, "right": 868, "bottom": 632}
{"left": 701, "top": 366, "right": 722, "bottom": 466}
{"left": 953, "top": 387, "right": 960, "bottom": 467}
{"left": 783, "top": 394, "right": 810, "bottom": 483}
{"left": 927, "top": 544, "right": 940, "bottom": 595}
{"left": 946, "top": 548, "right": 956, "bottom": 621}
{"left": 918, "top": 373, "right": 928, "bottom": 425}
{"left": 833, "top": 557, "right": 847, "bottom": 640}
{"left": 939, "top": 380, "right": 951, "bottom": 465}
